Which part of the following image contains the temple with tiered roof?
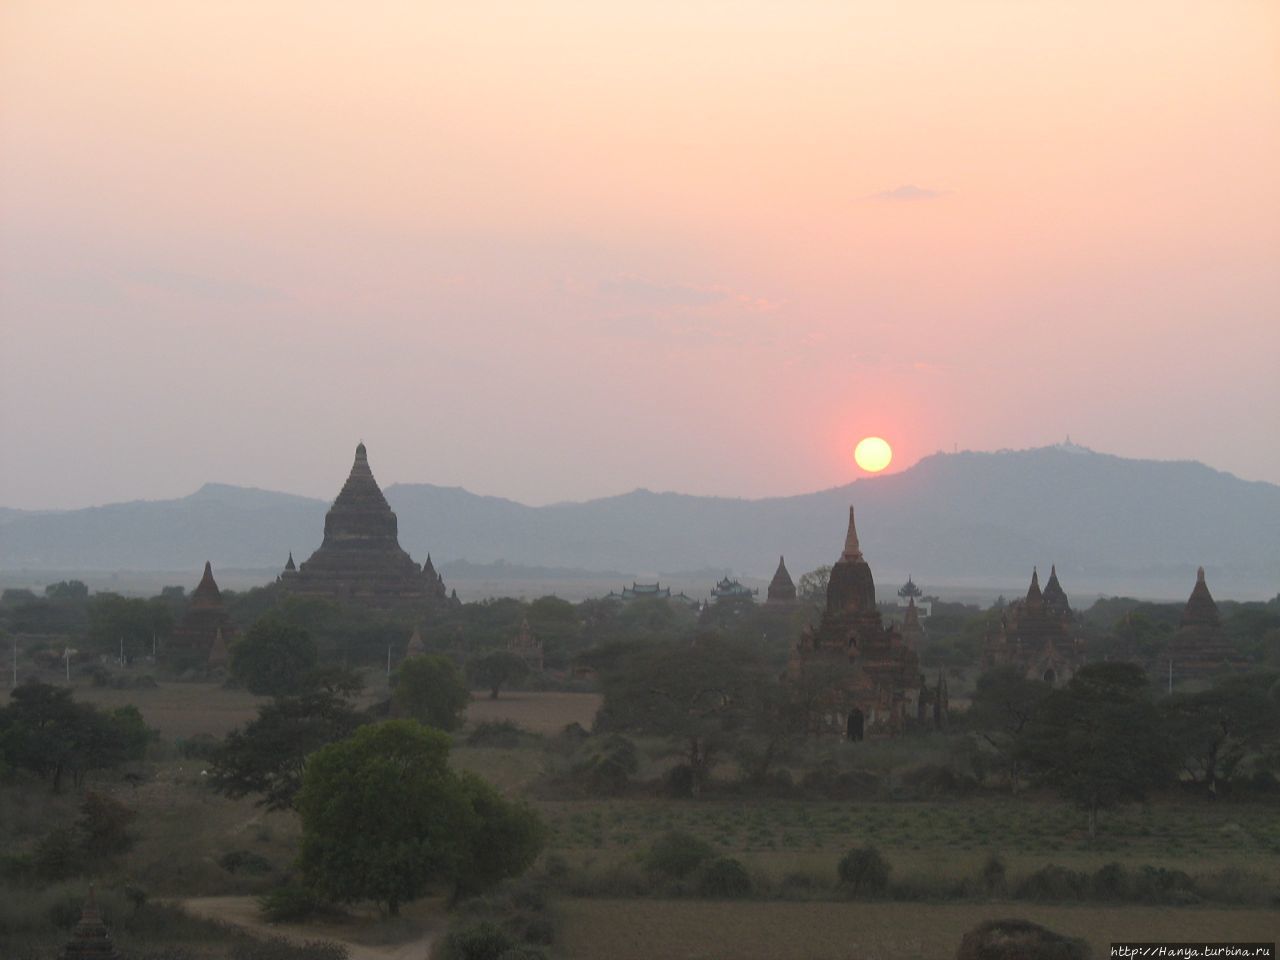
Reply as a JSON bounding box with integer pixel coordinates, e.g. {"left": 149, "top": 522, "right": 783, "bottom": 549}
{"left": 983, "top": 565, "right": 1083, "bottom": 684}
{"left": 278, "top": 443, "right": 451, "bottom": 612}
{"left": 787, "top": 507, "right": 933, "bottom": 737}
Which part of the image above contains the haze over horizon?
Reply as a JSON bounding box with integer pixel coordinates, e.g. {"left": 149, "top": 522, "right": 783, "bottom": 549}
{"left": 3, "top": 2, "right": 1277, "bottom": 511}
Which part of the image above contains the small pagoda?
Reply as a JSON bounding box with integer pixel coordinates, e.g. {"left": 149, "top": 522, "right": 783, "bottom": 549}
{"left": 1165, "top": 567, "right": 1245, "bottom": 680}
{"left": 983, "top": 565, "right": 1083, "bottom": 685}
{"left": 60, "top": 887, "right": 121, "bottom": 960}
{"left": 279, "top": 443, "right": 449, "bottom": 612}
{"left": 508, "top": 618, "right": 544, "bottom": 672}
{"left": 167, "top": 562, "right": 236, "bottom": 667}
{"left": 766, "top": 556, "right": 798, "bottom": 604}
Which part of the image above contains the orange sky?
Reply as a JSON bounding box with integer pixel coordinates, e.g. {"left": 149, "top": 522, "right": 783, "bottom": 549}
{"left": 2, "top": 1, "right": 1277, "bottom": 507}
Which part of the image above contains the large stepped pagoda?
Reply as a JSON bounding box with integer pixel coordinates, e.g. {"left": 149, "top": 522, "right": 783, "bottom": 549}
{"left": 279, "top": 443, "right": 450, "bottom": 611}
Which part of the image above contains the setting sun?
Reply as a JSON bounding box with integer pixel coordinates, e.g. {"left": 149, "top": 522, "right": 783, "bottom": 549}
{"left": 854, "top": 437, "right": 893, "bottom": 473}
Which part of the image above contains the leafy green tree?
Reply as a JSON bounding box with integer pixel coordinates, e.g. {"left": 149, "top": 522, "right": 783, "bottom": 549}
{"left": 967, "top": 665, "right": 1052, "bottom": 792}
{"left": 1160, "top": 671, "right": 1280, "bottom": 796}
{"left": 1021, "top": 663, "right": 1175, "bottom": 838}
{"left": 210, "top": 670, "right": 365, "bottom": 810}
{"left": 596, "top": 636, "right": 769, "bottom": 796}
{"left": 797, "top": 565, "right": 832, "bottom": 602}
{"left": 0, "top": 683, "right": 151, "bottom": 791}
{"left": 296, "top": 720, "right": 543, "bottom": 915}
{"left": 230, "top": 617, "right": 318, "bottom": 696}
{"left": 88, "top": 594, "right": 172, "bottom": 662}
{"left": 393, "top": 654, "right": 470, "bottom": 731}
{"left": 466, "top": 650, "right": 530, "bottom": 699}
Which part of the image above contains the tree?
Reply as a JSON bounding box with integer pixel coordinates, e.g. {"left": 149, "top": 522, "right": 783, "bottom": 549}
{"left": 796, "top": 566, "right": 831, "bottom": 603}
{"left": 466, "top": 650, "right": 530, "bottom": 699}
{"left": 393, "top": 654, "right": 470, "bottom": 731}
{"left": 1021, "top": 663, "right": 1175, "bottom": 838}
{"left": 0, "top": 683, "right": 152, "bottom": 791}
{"left": 967, "top": 665, "right": 1052, "bottom": 792}
{"left": 596, "top": 636, "right": 769, "bottom": 796}
{"left": 209, "top": 670, "right": 365, "bottom": 810}
{"left": 230, "top": 617, "right": 318, "bottom": 696}
{"left": 296, "top": 720, "right": 543, "bottom": 915}
{"left": 88, "top": 594, "right": 172, "bottom": 662}
{"left": 1161, "top": 671, "right": 1280, "bottom": 797}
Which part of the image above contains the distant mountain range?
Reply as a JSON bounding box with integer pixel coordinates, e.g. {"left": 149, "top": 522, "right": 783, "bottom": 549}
{"left": 2, "top": 445, "right": 1277, "bottom": 599}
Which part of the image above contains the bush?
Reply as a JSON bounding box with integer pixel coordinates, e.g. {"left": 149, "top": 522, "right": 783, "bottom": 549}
{"left": 33, "top": 828, "right": 82, "bottom": 882}
{"left": 1015, "top": 864, "right": 1090, "bottom": 902}
{"left": 218, "top": 849, "right": 273, "bottom": 876}
{"left": 78, "top": 792, "right": 137, "bottom": 859}
{"left": 1131, "top": 865, "right": 1196, "bottom": 904}
{"left": 956, "top": 918, "right": 1089, "bottom": 960}
{"left": 466, "top": 721, "right": 530, "bottom": 749}
{"left": 644, "top": 831, "right": 714, "bottom": 880}
{"left": 178, "top": 733, "right": 222, "bottom": 760}
{"left": 896, "top": 763, "right": 978, "bottom": 798}
{"left": 570, "top": 735, "right": 639, "bottom": 796}
{"left": 697, "top": 858, "right": 752, "bottom": 898}
{"left": 440, "top": 921, "right": 519, "bottom": 960}
{"left": 1091, "top": 862, "right": 1128, "bottom": 899}
{"left": 258, "top": 883, "right": 326, "bottom": 922}
{"left": 228, "top": 937, "right": 347, "bottom": 960}
{"left": 663, "top": 764, "right": 695, "bottom": 798}
{"left": 837, "top": 845, "right": 890, "bottom": 897}
{"left": 979, "top": 853, "right": 1007, "bottom": 896}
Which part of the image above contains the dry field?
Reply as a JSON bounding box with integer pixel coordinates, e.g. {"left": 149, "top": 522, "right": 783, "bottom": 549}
{"left": 556, "top": 899, "right": 1280, "bottom": 960}
{"left": 71, "top": 680, "right": 600, "bottom": 739}
{"left": 466, "top": 690, "right": 601, "bottom": 734}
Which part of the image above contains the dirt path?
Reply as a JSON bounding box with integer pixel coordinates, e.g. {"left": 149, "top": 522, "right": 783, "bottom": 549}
{"left": 176, "top": 896, "right": 438, "bottom": 960}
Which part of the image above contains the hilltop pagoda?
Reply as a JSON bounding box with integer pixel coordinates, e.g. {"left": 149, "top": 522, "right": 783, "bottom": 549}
{"left": 279, "top": 443, "right": 449, "bottom": 611}
{"left": 1165, "top": 567, "right": 1245, "bottom": 680}
{"left": 167, "top": 562, "right": 236, "bottom": 667}
{"left": 787, "top": 507, "right": 931, "bottom": 737}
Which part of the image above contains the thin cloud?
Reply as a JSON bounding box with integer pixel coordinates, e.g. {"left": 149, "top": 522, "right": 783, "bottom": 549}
{"left": 597, "top": 275, "right": 727, "bottom": 308}
{"left": 870, "top": 184, "right": 945, "bottom": 201}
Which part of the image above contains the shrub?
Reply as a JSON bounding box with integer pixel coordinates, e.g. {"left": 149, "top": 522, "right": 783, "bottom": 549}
{"left": 467, "top": 721, "right": 530, "bottom": 749}
{"left": 218, "top": 849, "right": 273, "bottom": 875}
{"left": 1091, "top": 862, "right": 1128, "bottom": 899}
{"left": 179, "top": 733, "right": 222, "bottom": 760}
{"left": 33, "top": 828, "right": 82, "bottom": 882}
{"left": 664, "top": 764, "right": 695, "bottom": 798}
{"left": 896, "top": 763, "right": 978, "bottom": 798}
{"left": 837, "top": 845, "right": 890, "bottom": 897}
{"left": 258, "top": 883, "right": 326, "bottom": 922}
{"left": 956, "top": 918, "right": 1089, "bottom": 960}
{"left": 644, "top": 831, "right": 714, "bottom": 880}
{"left": 440, "top": 920, "right": 519, "bottom": 960}
{"left": 1131, "top": 865, "right": 1196, "bottom": 904}
{"left": 979, "top": 853, "right": 1007, "bottom": 895}
{"left": 570, "top": 735, "right": 639, "bottom": 796}
{"left": 697, "top": 857, "right": 752, "bottom": 898}
{"left": 228, "top": 937, "right": 347, "bottom": 960}
{"left": 78, "top": 792, "right": 137, "bottom": 859}
{"left": 1015, "top": 864, "right": 1090, "bottom": 902}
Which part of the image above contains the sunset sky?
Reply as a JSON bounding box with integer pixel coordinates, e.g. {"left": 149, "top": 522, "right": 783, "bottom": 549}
{"left": 2, "top": 1, "right": 1277, "bottom": 509}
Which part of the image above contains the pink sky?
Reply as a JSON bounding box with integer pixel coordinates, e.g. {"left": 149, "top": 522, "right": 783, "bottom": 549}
{"left": 2, "top": 1, "right": 1277, "bottom": 509}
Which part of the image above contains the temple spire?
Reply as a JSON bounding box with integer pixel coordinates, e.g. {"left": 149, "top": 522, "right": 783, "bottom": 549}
{"left": 1026, "top": 566, "right": 1042, "bottom": 602}
{"left": 842, "top": 506, "right": 863, "bottom": 561}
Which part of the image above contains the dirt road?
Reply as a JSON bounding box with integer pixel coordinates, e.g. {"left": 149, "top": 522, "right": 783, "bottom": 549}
{"left": 176, "top": 896, "right": 438, "bottom": 960}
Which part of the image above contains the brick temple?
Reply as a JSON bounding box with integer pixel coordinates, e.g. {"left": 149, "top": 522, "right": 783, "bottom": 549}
{"left": 787, "top": 507, "right": 933, "bottom": 737}
{"left": 983, "top": 565, "right": 1084, "bottom": 684}
{"left": 279, "top": 442, "right": 452, "bottom": 611}
{"left": 1165, "top": 567, "right": 1246, "bottom": 680}
{"left": 167, "top": 561, "right": 236, "bottom": 668}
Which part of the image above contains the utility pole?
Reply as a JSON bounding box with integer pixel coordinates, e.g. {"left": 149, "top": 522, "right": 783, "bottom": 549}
{"left": 386, "top": 645, "right": 392, "bottom": 682}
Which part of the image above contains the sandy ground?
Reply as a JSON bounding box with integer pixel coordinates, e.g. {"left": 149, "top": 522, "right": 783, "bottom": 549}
{"left": 177, "top": 896, "right": 440, "bottom": 960}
